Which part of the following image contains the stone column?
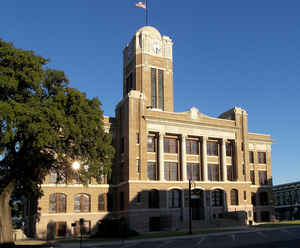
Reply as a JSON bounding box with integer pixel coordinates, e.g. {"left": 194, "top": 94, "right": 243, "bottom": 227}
{"left": 222, "top": 138, "right": 227, "bottom": 182}
{"left": 181, "top": 134, "right": 187, "bottom": 181}
{"left": 159, "top": 132, "right": 165, "bottom": 181}
{"left": 202, "top": 136, "right": 208, "bottom": 181}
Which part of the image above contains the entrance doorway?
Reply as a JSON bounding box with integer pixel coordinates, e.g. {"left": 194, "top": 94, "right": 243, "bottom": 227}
{"left": 191, "top": 189, "right": 205, "bottom": 220}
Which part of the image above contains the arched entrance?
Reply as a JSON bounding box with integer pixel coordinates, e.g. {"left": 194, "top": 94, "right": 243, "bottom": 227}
{"left": 191, "top": 189, "right": 205, "bottom": 220}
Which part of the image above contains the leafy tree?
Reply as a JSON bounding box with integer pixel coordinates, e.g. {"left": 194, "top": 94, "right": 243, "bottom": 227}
{"left": 0, "top": 39, "right": 114, "bottom": 245}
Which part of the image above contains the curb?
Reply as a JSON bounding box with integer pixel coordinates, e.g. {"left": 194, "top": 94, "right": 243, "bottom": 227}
{"left": 56, "top": 225, "right": 300, "bottom": 247}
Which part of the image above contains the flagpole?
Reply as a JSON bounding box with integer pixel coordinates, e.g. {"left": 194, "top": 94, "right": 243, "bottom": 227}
{"left": 146, "top": 0, "right": 148, "bottom": 25}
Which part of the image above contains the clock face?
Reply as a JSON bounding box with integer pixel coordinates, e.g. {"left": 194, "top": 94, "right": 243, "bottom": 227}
{"left": 152, "top": 41, "right": 161, "bottom": 54}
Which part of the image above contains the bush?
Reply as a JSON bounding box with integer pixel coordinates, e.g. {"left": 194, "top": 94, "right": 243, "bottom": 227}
{"left": 91, "top": 218, "right": 139, "bottom": 238}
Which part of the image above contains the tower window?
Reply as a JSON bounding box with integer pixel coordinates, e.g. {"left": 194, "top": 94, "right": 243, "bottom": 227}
{"left": 126, "top": 73, "right": 135, "bottom": 94}
{"left": 151, "top": 68, "right": 164, "bottom": 110}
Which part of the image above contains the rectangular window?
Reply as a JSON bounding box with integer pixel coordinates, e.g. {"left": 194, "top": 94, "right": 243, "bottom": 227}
{"left": 207, "top": 141, "right": 219, "bottom": 156}
{"left": 147, "top": 162, "right": 157, "bottom": 180}
{"left": 249, "top": 151, "right": 254, "bottom": 163}
{"left": 136, "top": 133, "right": 140, "bottom": 144}
{"left": 187, "top": 163, "right": 200, "bottom": 180}
{"left": 259, "top": 170, "right": 268, "bottom": 185}
{"left": 98, "top": 194, "right": 105, "bottom": 211}
{"left": 208, "top": 164, "right": 220, "bottom": 181}
{"left": 258, "top": 152, "right": 266, "bottom": 164}
{"left": 147, "top": 135, "right": 157, "bottom": 152}
{"left": 164, "top": 137, "right": 178, "bottom": 153}
{"left": 151, "top": 68, "right": 157, "bottom": 108}
{"left": 158, "top": 69, "right": 164, "bottom": 110}
{"left": 242, "top": 164, "right": 245, "bottom": 175}
{"left": 250, "top": 170, "right": 255, "bottom": 185}
{"left": 226, "top": 142, "right": 233, "bottom": 156}
{"left": 186, "top": 140, "right": 199, "bottom": 155}
{"left": 164, "top": 162, "right": 178, "bottom": 181}
{"left": 244, "top": 191, "right": 247, "bottom": 201}
{"left": 227, "top": 165, "right": 234, "bottom": 181}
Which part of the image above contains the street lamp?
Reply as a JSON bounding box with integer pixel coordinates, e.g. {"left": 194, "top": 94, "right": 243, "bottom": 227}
{"left": 188, "top": 179, "right": 194, "bottom": 234}
{"left": 72, "top": 161, "right": 80, "bottom": 170}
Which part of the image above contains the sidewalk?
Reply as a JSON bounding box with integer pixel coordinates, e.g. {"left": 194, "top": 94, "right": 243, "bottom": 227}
{"left": 15, "top": 225, "right": 300, "bottom": 247}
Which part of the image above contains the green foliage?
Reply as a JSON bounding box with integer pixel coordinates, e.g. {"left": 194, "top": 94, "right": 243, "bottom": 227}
{"left": 0, "top": 38, "right": 114, "bottom": 196}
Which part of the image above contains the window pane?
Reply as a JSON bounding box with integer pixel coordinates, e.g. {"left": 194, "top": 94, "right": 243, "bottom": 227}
{"left": 249, "top": 151, "right": 254, "bottom": 163}
{"left": 171, "top": 163, "right": 178, "bottom": 181}
{"left": 164, "top": 138, "right": 177, "bottom": 153}
{"left": 147, "top": 162, "right": 156, "bottom": 180}
{"left": 147, "top": 136, "right": 155, "bottom": 152}
{"left": 98, "top": 194, "right": 105, "bottom": 211}
{"left": 208, "top": 164, "right": 219, "bottom": 181}
{"left": 49, "top": 194, "right": 56, "bottom": 212}
{"left": 74, "top": 195, "right": 81, "bottom": 212}
{"left": 250, "top": 170, "right": 255, "bottom": 184}
{"left": 259, "top": 171, "right": 267, "bottom": 185}
{"left": 151, "top": 68, "right": 157, "bottom": 108}
{"left": 227, "top": 165, "right": 233, "bottom": 181}
{"left": 186, "top": 164, "right": 191, "bottom": 180}
{"left": 169, "top": 190, "right": 181, "bottom": 208}
{"left": 170, "top": 139, "right": 177, "bottom": 153}
{"left": 158, "top": 69, "right": 164, "bottom": 110}
{"left": 81, "top": 194, "right": 90, "bottom": 212}
{"left": 258, "top": 152, "right": 266, "bottom": 164}
{"left": 207, "top": 141, "right": 218, "bottom": 156}
{"left": 212, "top": 190, "right": 223, "bottom": 207}
{"left": 164, "top": 162, "right": 169, "bottom": 180}
{"left": 226, "top": 142, "right": 232, "bottom": 156}
{"left": 191, "top": 141, "right": 198, "bottom": 154}
{"left": 230, "top": 189, "right": 238, "bottom": 205}
{"left": 57, "top": 194, "right": 66, "bottom": 213}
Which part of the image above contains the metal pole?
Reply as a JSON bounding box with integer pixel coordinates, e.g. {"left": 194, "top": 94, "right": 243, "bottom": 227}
{"left": 189, "top": 179, "right": 192, "bottom": 234}
{"left": 146, "top": 0, "right": 148, "bottom": 25}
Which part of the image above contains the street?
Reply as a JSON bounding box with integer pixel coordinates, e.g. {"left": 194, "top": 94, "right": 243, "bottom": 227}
{"left": 71, "top": 227, "right": 300, "bottom": 248}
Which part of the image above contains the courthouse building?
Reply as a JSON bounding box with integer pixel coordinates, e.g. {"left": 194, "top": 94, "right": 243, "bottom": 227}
{"left": 273, "top": 181, "right": 300, "bottom": 221}
{"left": 27, "top": 26, "right": 274, "bottom": 237}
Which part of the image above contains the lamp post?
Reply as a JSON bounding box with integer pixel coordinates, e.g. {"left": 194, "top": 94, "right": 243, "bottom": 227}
{"left": 189, "top": 179, "right": 192, "bottom": 234}
{"left": 72, "top": 161, "right": 80, "bottom": 170}
{"left": 72, "top": 161, "right": 82, "bottom": 248}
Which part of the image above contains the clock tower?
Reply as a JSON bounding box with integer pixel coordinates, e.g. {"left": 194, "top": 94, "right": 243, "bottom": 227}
{"left": 123, "top": 26, "right": 174, "bottom": 112}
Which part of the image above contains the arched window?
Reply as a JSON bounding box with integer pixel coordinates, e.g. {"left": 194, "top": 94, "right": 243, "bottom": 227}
{"left": 74, "top": 194, "right": 90, "bottom": 212}
{"left": 230, "top": 189, "right": 239, "bottom": 205}
{"left": 149, "top": 189, "right": 159, "bottom": 208}
{"left": 211, "top": 189, "right": 224, "bottom": 207}
{"left": 49, "top": 193, "right": 66, "bottom": 213}
{"left": 168, "top": 189, "right": 181, "bottom": 208}
{"left": 98, "top": 194, "right": 105, "bottom": 211}
{"left": 259, "top": 192, "right": 269, "bottom": 206}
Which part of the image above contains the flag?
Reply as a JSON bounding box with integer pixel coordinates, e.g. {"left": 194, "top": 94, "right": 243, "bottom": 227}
{"left": 136, "top": 1, "right": 146, "bottom": 9}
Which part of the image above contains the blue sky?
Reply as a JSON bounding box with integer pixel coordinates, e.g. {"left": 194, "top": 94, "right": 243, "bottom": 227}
{"left": 1, "top": 0, "right": 299, "bottom": 185}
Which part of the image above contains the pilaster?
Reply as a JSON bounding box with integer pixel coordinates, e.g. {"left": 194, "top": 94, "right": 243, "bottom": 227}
{"left": 181, "top": 134, "right": 187, "bottom": 181}
{"left": 222, "top": 139, "right": 227, "bottom": 182}
{"left": 202, "top": 136, "right": 208, "bottom": 181}
{"left": 159, "top": 132, "right": 165, "bottom": 181}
